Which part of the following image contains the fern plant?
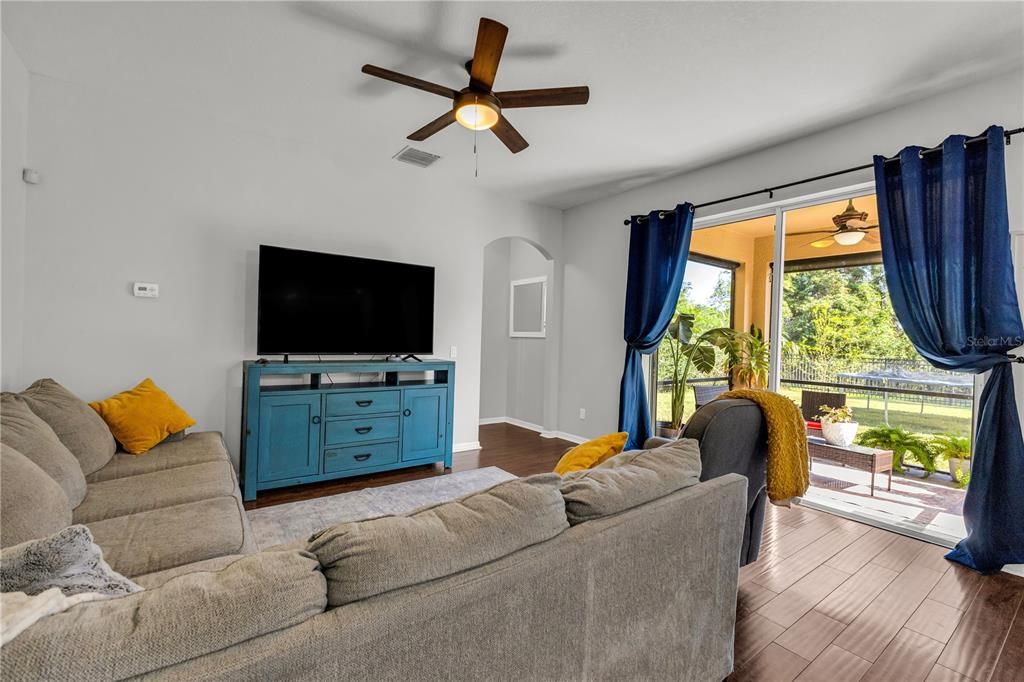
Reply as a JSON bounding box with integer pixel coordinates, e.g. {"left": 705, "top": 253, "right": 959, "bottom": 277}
{"left": 856, "top": 425, "right": 935, "bottom": 476}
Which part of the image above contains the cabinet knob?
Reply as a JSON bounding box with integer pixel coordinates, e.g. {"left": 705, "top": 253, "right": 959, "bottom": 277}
{"left": 312, "top": 416, "right": 321, "bottom": 424}
{"left": 403, "top": 409, "right": 412, "bottom": 417}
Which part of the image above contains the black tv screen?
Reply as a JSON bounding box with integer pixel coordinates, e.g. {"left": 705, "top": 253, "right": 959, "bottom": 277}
{"left": 257, "top": 245, "right": 434, "bottom": 356}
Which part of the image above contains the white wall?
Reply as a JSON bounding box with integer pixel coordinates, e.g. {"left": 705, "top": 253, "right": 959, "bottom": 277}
{"left": 480, "top": 239, "right": 511, "bottom": 420}
{"left": 7, "top": 72, "right": 563, "bottom": 465}
{"left": 479, "top": 237, "right": 552, "bottom": 428}
{"left": 1, "top": 33, "right": 30, "bottom": 391}
{"left": 558, "top": 71, "right": 1024, "bottom": 440}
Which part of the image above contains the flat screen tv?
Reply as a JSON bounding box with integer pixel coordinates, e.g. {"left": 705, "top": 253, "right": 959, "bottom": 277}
{"left": 257, "top": 245, "right": 434, "bottom": 356}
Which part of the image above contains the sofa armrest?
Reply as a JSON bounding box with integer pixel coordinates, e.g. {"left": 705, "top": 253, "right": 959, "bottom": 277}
{"left": 1, "top": 551, "right": 326, "bottom": 680}
{"left": 643, "top": 436, "right": 674, "bottom": 449}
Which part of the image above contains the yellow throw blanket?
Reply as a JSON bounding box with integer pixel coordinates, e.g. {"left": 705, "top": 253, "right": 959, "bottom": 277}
{"left": 720, "top": 388, "right": 809, "bottom": 506}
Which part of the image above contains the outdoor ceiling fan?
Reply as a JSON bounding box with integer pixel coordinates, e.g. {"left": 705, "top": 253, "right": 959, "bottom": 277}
{"left": 360, "top": 17, "right": 590, "bottom": 153}
{"left": 802, "top": 199, "right": 880, "bottom": 248}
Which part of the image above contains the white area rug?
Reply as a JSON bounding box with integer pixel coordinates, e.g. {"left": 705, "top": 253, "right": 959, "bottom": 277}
{"left": 246, "top": 467, "right": 516, "bottom": 549}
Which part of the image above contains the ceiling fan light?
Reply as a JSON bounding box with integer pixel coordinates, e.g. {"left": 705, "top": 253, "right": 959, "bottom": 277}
{"left": 834, "top": 230, "right": 866, "bottom": 246}
{"left": 455, "top": 101, "right": 499, "bottom": 131}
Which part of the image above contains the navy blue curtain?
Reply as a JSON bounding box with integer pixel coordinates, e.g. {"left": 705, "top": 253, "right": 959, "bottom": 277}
{"left": 618, "top": 204, "right": 694, "bottom": 449}
{"left": 874, "top": 125, "right": 1024, "bottom": 573}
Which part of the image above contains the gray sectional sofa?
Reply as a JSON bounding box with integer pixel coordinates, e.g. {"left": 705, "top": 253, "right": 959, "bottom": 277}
{"left": 1, "top": 379, "right": 749, "bottom": 681}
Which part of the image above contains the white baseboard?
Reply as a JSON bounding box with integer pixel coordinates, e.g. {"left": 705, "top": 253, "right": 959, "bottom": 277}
{"left": 453, "top": 441, "right": 481, "bottom": 453}
{"left": 547, "top": 431, "right": 588, "bottom": 444}
{"left": 477, "top": 417, "right": 506, "bottom": 426}
{"left": 478, "top": 416, "right": 544, "bottom": 432}
{"left": 478, "top": 417, "right": 589, "bottom": 445}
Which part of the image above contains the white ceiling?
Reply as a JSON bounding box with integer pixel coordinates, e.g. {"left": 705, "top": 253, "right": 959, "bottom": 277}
{"left": 4, "top": 2, "right": 1022, "bottom": 209}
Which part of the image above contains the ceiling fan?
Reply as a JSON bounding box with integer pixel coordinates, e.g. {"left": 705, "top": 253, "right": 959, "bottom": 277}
{"left": 360, "top": 17, "right": 590, "bottom": 153}
{"left": 801, "top": 199, "right": 880, "bottom": 248}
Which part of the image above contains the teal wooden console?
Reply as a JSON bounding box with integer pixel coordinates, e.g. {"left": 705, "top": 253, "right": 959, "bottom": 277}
{"left": 240, "top": 359, "right": 455, "bottom": 501}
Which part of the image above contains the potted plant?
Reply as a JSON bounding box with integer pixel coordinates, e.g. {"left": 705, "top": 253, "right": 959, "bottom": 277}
{"left": 657, "top": 314, "right": 744, "bottom": 438}
{"left": 729, "top": 325, "right": 770, "bottom": 389}
{"left": 930, "top": 433, "right": 971, "bottom": 486}
{"left": 856, "top": 425, "right": 935, "bottom": 476}
{"left": 817, "top": 405, "right": 858, "bottom": 446}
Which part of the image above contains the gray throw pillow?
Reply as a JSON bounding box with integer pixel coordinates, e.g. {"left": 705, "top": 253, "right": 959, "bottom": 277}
{"left": 1, "top": 394, "right": 87, "bottom": 506}
{"left": 560, "top": 438, "right": 703, "bottom": 525}
{"left": 19, "top": 379, "right": 116, "bottom": 476}
{"left": 0, "top": 525, "right": 141, "bottom": 598}
{"left": 308, "top": 474, "right": 569, "bottom": 606}
{"left": 0, "top": 445, "right": 71, "bottom": 548}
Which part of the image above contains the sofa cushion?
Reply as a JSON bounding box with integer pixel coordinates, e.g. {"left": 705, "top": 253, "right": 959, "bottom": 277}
{"left": 88, "top": 378, "right": 197, "bottom": 454}
{"left": 18, "top": 379, "right": 116, "bottom": 476}
{"left": 73, "top": 461, "right": 238, "bottom": 524}
{"left": 0, "top": 551, "right": 326, "bottom": 681}
{"left": 308, "top": 474, "right": 569, "bottom": 606}
{"left": 0, "top": 394, "right": 87, "bottom": 506}
{"left": 85, "top": 431, "right": 229, "bottom": 483}
{"left": 1, "top": 445, "right": 71, "bottom": 548}
{"left": 560, "top": 438, "right": 702, "bottom": 525}
{"left": 86, "top": 495, "right": 252, "bottom": 577}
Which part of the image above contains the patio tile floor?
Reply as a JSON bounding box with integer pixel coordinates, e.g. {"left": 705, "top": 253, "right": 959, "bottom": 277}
{"left": 804, "top": 461, "right": 966, "bottom": 541}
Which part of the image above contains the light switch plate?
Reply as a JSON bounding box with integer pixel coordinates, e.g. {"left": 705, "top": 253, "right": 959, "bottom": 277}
{"left": 133, "top": 282, "right": 159, "bottom": 298}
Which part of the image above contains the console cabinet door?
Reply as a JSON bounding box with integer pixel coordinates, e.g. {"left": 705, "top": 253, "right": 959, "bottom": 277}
{"left": 258, "top": 395, "right": 322, "bottom": 482}
{"left": 401, "top": 388, "right": 447, "bottom": 461}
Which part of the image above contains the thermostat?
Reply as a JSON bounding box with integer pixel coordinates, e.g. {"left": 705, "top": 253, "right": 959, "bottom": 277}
{"left": 133, "top": 282, "right": 159, "bottom": 298}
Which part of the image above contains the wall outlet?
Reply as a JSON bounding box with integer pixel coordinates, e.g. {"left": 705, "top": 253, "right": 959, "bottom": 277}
{"left": 133, "top": 282, "right": 159, "bottom": 298}
{"left": 579, "top": 408, "right": 586, "bottom": 420}
{"left": 450, "top": 345, "right": 457, "bottom": 359}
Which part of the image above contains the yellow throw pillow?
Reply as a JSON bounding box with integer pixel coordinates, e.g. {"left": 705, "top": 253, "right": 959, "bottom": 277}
{"left": 89, "top": 379, "right": 196, "bottom": 455}
{"left": 553, "top": 432, "right": 629, "bottom": 475}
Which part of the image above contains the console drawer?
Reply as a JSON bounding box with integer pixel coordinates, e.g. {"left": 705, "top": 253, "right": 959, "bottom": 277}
{"left": 324, "top": 416, "right": 401, "bottom": 445}
{"left": 323, "top": 442, "right": 399, "bottom": 473}
{"left": 325, "top": 390, "right": 400, "bottom": 417}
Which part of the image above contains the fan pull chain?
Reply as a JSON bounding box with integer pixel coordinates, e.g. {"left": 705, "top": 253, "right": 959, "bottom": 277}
{"left": 474, "top": 95, "right": 479, "bottom": 178}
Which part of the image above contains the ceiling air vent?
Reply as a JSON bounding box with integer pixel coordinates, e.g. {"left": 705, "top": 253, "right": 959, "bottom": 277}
{"left": 392, "top": 146, "right": 441, "bottom": 168}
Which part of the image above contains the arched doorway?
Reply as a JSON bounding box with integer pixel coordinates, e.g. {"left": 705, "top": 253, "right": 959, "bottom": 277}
{"left": 479, "top": 236, "right": 558, "bottom": 435}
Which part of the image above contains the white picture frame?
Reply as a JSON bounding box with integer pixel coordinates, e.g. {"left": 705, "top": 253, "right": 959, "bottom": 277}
{"left": 509, "top": 276, "right": 547, "bottom": 338}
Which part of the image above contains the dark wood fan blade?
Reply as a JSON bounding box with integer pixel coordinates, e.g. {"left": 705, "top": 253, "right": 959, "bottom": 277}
{"left": 491, "top": 116, "right": 528, "bottom": 153}
{"left": 408, "top": 111, "right": 456, "bottom": 141}
{"left": 496, "top": 86, "right": 590, "bottom": 108}
{"left": 361, "top": 64, "right": 458, "bottom": 99}
{"left": 469, "top": 18, "right": 508, "bottom": 91}
{"left": 809, "top": 236, "right": 835, "bottom": 248}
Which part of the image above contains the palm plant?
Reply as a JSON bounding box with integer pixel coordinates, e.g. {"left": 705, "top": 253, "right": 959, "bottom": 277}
{"left": 730, "top": 325, "right": 770, "bottom": 389}
{"left": 857, "top": 425, "right": 935, "bottom": 475}
{"left": 662, "top": 315, "right": 765, "bottom": 430}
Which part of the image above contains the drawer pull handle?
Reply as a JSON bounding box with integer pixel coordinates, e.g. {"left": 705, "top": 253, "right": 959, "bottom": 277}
{"left": 355, "top": 426, "right": 373, "bottom": 434}
{"left": 355, "top": 400, "right": 373, "bottom": 407}
{"left": 403, "top": 409, "right": 412, "bottom": 417}
{"left": 312, "top": 416, "right": 321, "bottom": 425}
{"left": 353, "top": 454, "right": 372, "bottom": 462}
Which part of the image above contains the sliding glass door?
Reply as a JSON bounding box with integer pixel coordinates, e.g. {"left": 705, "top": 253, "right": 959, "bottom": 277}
{"left": 652, "top": 188, "right": 974, "bottom": 545}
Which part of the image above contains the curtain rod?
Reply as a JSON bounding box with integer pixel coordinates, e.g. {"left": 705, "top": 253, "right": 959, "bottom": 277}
{"left": 624, "top": 126, "right": 1024, "bottom": 225}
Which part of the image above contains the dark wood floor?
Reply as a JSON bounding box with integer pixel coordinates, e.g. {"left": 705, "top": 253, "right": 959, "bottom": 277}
{"left": 732, "top": 504, "right": 1024, "bottom": 682}
{"left": 243, "top": 422, "right": 571, "bottom": 509}
{"left": 245, "top": 423, "right": 1024, "bottom": 681}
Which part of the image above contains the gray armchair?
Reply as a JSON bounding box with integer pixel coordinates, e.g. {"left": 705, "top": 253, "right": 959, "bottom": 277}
{"left": 646, "top": 398, "right": 768, "bottom": 566}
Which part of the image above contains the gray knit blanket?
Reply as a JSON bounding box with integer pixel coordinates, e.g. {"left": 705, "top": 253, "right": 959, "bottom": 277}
{"left": 0, "top": 525, "right": 141, "bottom": 597}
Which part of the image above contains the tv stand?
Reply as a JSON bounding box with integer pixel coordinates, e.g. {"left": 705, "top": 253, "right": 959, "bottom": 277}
{"left": 240, "top": 358, "right": 455, "bottom": 502}
{"left": 389, "top": 354, "right": 424, "bottom": 362}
